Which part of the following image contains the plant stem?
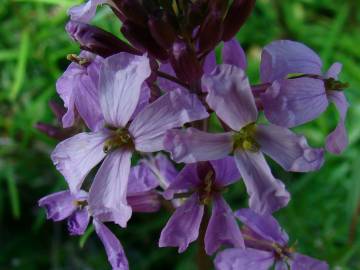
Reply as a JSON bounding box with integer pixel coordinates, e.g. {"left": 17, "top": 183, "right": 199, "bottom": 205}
{"left": 157, "top": 70, "right": 190, "bottom": 89}
{"left": 197, "top": 205, "right": 212, "bottom": 270}
{"left": 348, "top": 198, "right": 360, "bottom": 244}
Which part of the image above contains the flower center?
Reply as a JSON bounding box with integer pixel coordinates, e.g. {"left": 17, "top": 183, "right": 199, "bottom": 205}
{"left": 67, "top": 53, "right": 91, "bottom": 66}
{"left": 103, "top": 128, "right": 134, "bottom": 153}
{"left": 73, "top": 200, "right": 88, "bottom": 210}
{"left": 232, "top": 123, "right": 259, "bottom": 152}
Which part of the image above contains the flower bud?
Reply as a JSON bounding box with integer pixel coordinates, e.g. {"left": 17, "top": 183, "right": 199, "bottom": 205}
{"left": 170, "top": 40, "right": 203, "bottom": 83}
{"left": 127, "top": 191, "right": 161, "bottom": 213}
{"left": 66, "top": 20, "right": 140, "bottom": 57}
{"left": 198, "top": 10, "right": 224, "bottom": 53}
{"left": 112, "top": 0, "right": 148, "bottom": 25}
{"left": 222, "top": 0, "right": 256, "bottom": 41}
{"left": 148, "top": 14, "right": 177, "bottom": 49}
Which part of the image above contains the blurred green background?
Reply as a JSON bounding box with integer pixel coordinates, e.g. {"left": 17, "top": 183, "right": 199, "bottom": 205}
{"left": 1, "top": 0, "right": 360, "bottom": 269}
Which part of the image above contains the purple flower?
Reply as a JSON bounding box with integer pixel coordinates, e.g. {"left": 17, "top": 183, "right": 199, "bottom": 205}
{"left": 56, "top": 51, "right": 104, "bottom": 131}
{"left": 165, "top": 64, "right": 325, "bottom": 214}
{"left": 51, "top": 52, "right": 208, "bottom": 227}
{"left": 214, "top": 208, "right": 329, "bottom": 270}
{"left": 159, "top": 157, "right": 244, "bottom": 255}
{"left": 259, "top": 40, "right": 349, "bottom": 154}
{"left": 68, "top": 0, "right": 109, "bottom": 23}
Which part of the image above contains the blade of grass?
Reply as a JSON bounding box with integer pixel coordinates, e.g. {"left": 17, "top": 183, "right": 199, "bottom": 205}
{"left": 79, "top": 225, "right": 94, "bottom": 248}
{"left": 5, "top": 168, "right": 21, "bottom": 219}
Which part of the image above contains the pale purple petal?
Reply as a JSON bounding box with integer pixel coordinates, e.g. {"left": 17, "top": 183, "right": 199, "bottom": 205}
{"left": 38, "top": 191, "right": 76, "bottom": 221}
{"left": 260, "top": 40, "right": 322, "bottom": 83}
{"left": 164, "top": 128, "right": 233, "bottom": 163}
{"left": 204, "top": 64, "right": 258, "bottom": 130}
{"left": 67, "top": 208, "right": 90, "bottom": 235}
{"left": 127, "top": 191, "right": 161, "bottom": 213}
{"left": 210, "top": 157, "right": 241, "bottom": 187}
{"left": 205, "top": 195, "right": 244, "bottom": 255}
{"left": 68, "top": 0, "right": 108, "bottom": 23}
{"left": 93, "top": 220, "right": 129, "bottom": 270}
{"left": 275, "top": 261, "right": 289, "bottom": 270}
{"left": 222, "top": 39, "right": 247, "bottom": 70}
{"left": 290, "top": 253, "right": 329, "bottom": 270}
{"left": 260, "top": 78, "right": 328, "bottom": 127}
{"left": 256, "top": 124, "right": 324, "bottom": 172}
{"left": 163, "top": 163, "right": 201, "bottom": 199}
{"left": 326, "top": 62, "right": 342, "bottom": 79}
{"left": 130, "top": 83, "right": 151, "bottom": 120}
{"left": 235, "top": 208, "right": 289, "bottom": 245}
{"left": 127, "top": 163, "right": 158, "bottom": 194}
{"left": 130, "top": 88, "right": 209, "bottom": 152}
{"left": 326, "top": 91, "right": 349, "bottom": 154}
{"left": 159, "top": 194, "right": 204, "bottom": 253}
{"left": 88, "top": 149, "right": 132, "bottom": 228}
{"left": 56, "top": 70, "right": 76, "bottom": 128}
{"left": 157, "top": 63, "right": 186, "bottom": 92}
{"left": 51, "top": 131, "right": 108, "bottom": 193}
{"left": 99, "top": 53, "right": 151, "bottom": 127}
{"left": 234, "top": 150, "right": 290, "bottom": 214}
{"left": 214, "top": 248, "right": 275, "bottom": 270}
{"left": 203, "top": 50, "right": 217, "bottom": 74}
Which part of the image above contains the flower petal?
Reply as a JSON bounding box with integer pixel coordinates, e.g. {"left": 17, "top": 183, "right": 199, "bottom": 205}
{"left": 260, "top": 78, "right": 328, "bottom": 127}
{"left": 157, "top": 63, "right": 186, "bottom": 92}
{"left": 67, "top": 208, "right": 90, "bottom": 235}
{"left": 256, "top": 124, "right": 324, "bottom": 172}
{"left": 88, "top": 149, "right": 133, "bottom": 228}
{"left": 68, "top": 0, "right": 108, "bottom": 23}
{"left": 127, "top": 191, "right": 161, "bottom": 213}
{"left": 275, "top": 261, "right": 289, "bottom": 270}
{"left": 93, "top": 220, "right": 129, "bottom": 270}
{"left": 130, "top": 83, "right": 151, "bottom": 120}
{"left": 130, "top": 88, "right": 209, "bottom": 152}
{"left": 205, "top": 195, "right": 244, "bottom": 255}
{"left": 326, "top": 91, "right": 349, "bottom": 154}
{"left": 38, "top": 191, "right": 76, "bottom": 221}
{"left": 164, "top": 128, "right": 233, "bottom": 163}
{"left": 204, "top": 64, "right": 258, "bottom": 130}
{"left": 99, "top": 53, "right": 151, "bottom": 127}
{"left": 290, "top": 253, "right": 329, "bottom": 270}
{"left": 326, "top": 62, "right": 342, "bottom": 79}
{"left": 210, "top": 157, "right": 241, "bottom": 187}
{"left": 203, "top": 50, "right": 217, "bottom": 74}
{"left": 159, "top": 194, "right": 204, "bottom": 253}
{"left": 214, "top": 248, "right": 275, "bottom": 270}
{"left": 234, "top": 150, "right": 290, "bottom": 214}
{"left": 260, "top": 40, "right": 322, "bottom": 83}
{"left": 51, "top": 131, "right": 108, "bottom": 193}
{"left": 127, "top": 162, "right": 159, "bottom": 194}
{"left": 222, "top": 39, "right": 247, "bottom": 70}
{"left": 235, "top": 208, "right": 288, "bottom": 245}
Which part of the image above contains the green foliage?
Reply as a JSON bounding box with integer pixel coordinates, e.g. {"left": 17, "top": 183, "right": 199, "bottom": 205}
{"left": 0, "top": 0, "right": 359, "bottom": 269}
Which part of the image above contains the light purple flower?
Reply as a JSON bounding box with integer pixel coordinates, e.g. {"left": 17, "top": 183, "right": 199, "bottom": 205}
{"left": 159, "top": 158, "right": 244, "bottom": 255}
{"left": 56, "top": 51, "right": 104, "bottom": 131}
{"left": 68, "top": 0, "right": 110, "bottom": 23}
{"left": 259, "top": 40, "right": 349, "bottom": 154}
{"left": 214, "top": 208, "right": 329, "bottom": 270}
{"left": 52, "top": 52, "right": 208, "bottom": 227}
{"left": 165, "top": 64, "right": 325, "bottom": 214}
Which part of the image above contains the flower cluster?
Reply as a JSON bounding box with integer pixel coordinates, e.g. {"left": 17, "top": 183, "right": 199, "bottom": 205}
{"left": 38, "top": 1, "right": 349, "bottom": 269}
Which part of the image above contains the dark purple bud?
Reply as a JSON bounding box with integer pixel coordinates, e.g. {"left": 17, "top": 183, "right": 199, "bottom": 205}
{"left": 127, "top": 191, "right": 161, "bottom": 213}
{"left": 35, "top": 123, "right": 73, "bottom": 141}
{"left": 198, "top": 10, "right": 224, "bottom": 53}
{"left": 112, "top": 0, "right": 148, "bottom": 25}
{"left": 148, "top": 15, "right": 177, "bottom": 49}
{"left": 222, "top": 0, "right": 256, "bottom": 41}
{"left": 48, "top": 101, "right": 66, "bottom": 123}
{"left": 196, "top": 161, "right": 215, "bottom": 181}
{"left": 121, "top": 21, "right": 168, "bottom": 61}
{"left": 66, "top": 20, "right": 140, "bottom": 58}
{"left": 170, "top": 40, "right": 203, "bottom": 83}
{"left": 209, "top": 0, "right": 229, "bottom": 14}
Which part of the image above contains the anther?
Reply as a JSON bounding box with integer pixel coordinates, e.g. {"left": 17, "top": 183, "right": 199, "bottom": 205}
{"left": 67, "top": 54, "right": 91, "bottom": 66}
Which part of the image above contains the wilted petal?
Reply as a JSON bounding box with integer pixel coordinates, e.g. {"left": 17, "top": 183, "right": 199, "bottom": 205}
{"left": 205, "top": 195, "right": 244, "bottom": 255}
{"left": 214, "top": 248, "right": 274, "bottom": 270}
{"left": 130, "top": 88, "right": 209, "bottom": 152}
{"left": 67, "top": 208, "right": 90, "bottom": 235}
{"left": 127, "top": 162, "right": 158, "bottom": 194}
{"left": 260, "top": 40, "right": 322, "bottom": 83}
{"left": 51, "top": 131, "right": 108, "bottom": 193}
{"left": 235, "top": 208, "right": 288, "bottom": 245}
{"left": 222, "top": 39, "right": 247, "bottom": 70}
{"left": 203, "top": 50, "right": 217, "bottom": 75}
{"left": 290, "top": 253, "right": 329, "bottom": 270}
{"left": 127, "top": 191, "right": 161, "bottom": 213}
{"left": 204, "top": 64, "right": 258, "bottom": 131}
{"left": 164, "top": 128, "right": 233, "bottom": 163}
{"left": 234, "top": 150, "right": 290, "bottom": 214}
{"left": 93, "top": 220, "right": 129, "bottom": 270}
{"left": 159, "top": 194, "right": 204, "bottom": 253}
{"left": 256, "top": 124, "right": 324, "bottom": 172}
{"left": 210, "top": 157, "right": 241, "bottom": 187}
{"left": 88, "top": 149, "right": 132, "bottom": 228}
{"left": 260, "top": 78, "right": 328, "bottom": 127}
{"left": 326, "top": 91, "right": 349, "bottom": 154}
{"left": 68, "top": 0, "right": 108, "bottom": 22}
{"left": 38, "top": 191, "right": 76, "bottom": 221}
{"left": 99, "top": 53, "right": 151, "bottom": 127}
